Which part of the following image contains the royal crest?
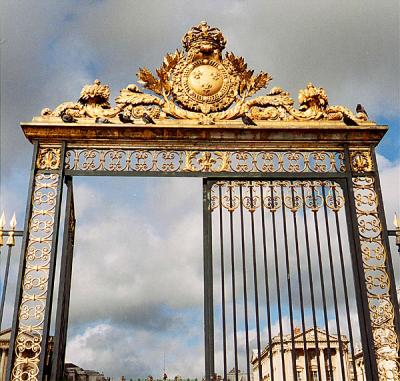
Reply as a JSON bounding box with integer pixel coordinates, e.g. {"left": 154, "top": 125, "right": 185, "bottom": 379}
{"left": 41, "top": 22, "right": 368, "bottom": 125}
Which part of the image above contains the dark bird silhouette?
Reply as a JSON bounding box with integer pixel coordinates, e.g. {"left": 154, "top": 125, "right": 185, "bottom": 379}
{"left": 343, "top": 114, "right": 359, "bottom": 126}
{"left": 356, "top": 103, "right": 368, "bottom": 117}
{"left": 61, "top": 112, "right": 76, "bottom": 123}
{"left": 118, "top": 112, "right": 133, "bottom": 124}
{"left": 142, "top": 112, "right": 155, "bottom": 124}
{"left": 241, "top": 114, "right": 257, "bottom": 126}
{"left": 95, "top": 117, "right": 112, "bottom": 124}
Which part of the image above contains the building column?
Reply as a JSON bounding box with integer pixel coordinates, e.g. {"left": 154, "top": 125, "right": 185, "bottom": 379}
{"left": 319, "top": 350, "right": 327, "bottom": 381}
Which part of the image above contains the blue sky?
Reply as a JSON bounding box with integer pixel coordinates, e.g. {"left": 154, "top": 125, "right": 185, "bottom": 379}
{"left": 0, "top": 0, "right": 399, "bottom": 379}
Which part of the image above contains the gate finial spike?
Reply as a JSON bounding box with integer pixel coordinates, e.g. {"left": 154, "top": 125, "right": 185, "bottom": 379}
{"left": 0, "top": 211, "right": 5, "bottom": 247}
{"left": 6, "top": 212, "right": 16, "bottom": 246}
{"left": 9, "top": 212, "right": 17, "bottom": 229}
{"left": 394, "top": 212, "right": 399, "bottom": 228}
{"left": 0, "top": 211, "right": 5, "bottom": 229}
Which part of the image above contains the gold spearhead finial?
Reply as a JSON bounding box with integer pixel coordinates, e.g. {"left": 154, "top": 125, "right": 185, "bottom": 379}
{"left": 6, "top": 212, "right": 16, "bottom": 246}
{"left": 0, "top": 211, "right": 5, "bottom": 247}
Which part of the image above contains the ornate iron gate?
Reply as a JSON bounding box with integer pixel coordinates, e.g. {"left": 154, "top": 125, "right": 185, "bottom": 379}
{"left": 5, "top": 22, "right": 400, "bottom": 381}
{"left": 205, "top": 179, "right": 385, "bottom": 381}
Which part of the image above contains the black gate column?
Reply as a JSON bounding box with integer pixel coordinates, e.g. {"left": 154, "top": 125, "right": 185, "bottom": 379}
{"left": 6, "top": 143, "right": 66, "bottom": 381}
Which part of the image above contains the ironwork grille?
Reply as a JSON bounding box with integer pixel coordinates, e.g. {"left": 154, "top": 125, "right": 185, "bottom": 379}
{"left": 207, "top": 180, "right": 368, "bottom": 381}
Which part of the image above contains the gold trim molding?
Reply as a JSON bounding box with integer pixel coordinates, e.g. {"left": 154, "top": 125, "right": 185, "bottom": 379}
{"left": 39, "top": 22, "right": 369, "bottom": 125}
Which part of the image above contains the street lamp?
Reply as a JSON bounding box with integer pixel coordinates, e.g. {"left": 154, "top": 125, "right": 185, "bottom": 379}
{"left": 388, "top": 213, "right": 400, "bottom": 253}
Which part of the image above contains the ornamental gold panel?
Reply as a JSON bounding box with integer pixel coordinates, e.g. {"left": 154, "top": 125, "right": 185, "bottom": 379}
{"left": 65, "top": 149, "right": 345, "bottom": 174}
{"left": 36, "top": 147, "right": 61, "bottom": 170}
{"left": 10, "top": 173, "right": 60, "bottom": 381}
{"left": 39, "top": 22, "right": 368, "bottom": 125}
{"left": 350, "top": 151, "right": 373, "bottom": 173}
{"left": 210, "top": 180, "right": 345, "bottom": 213}
{"left": 352, "top": 176, "right": 400, "bottom": 380}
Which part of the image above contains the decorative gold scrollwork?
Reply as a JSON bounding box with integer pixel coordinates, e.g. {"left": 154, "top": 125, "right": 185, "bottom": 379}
{"left": 65, "top": 149, "right": 345, "bottom": 174}
{"left": 11, "top": 174, "right": 59, "bottom": 381}
{"left": 36, "top": 148, "right": 61, "bottom": 170}
{"left": 350, "top": 151, "right": 373, "bottom": 173}
{"left": 210, "top": 180, "right": 345, "bottom": 213}
{"left": 352, "top": 176, "right": 400, "bottom": 380}
{"left": 40, "top": 22, "right": 366, "bottom": 125}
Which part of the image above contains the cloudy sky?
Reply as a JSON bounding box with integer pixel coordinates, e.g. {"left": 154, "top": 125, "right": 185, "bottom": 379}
{"left": 0, "top": 0, "right": 399, "bottom": 379}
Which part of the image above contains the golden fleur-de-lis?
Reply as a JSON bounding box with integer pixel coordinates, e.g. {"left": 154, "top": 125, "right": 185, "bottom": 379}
{"left": 198, "top": 152, "right": 216, "bottom": 171}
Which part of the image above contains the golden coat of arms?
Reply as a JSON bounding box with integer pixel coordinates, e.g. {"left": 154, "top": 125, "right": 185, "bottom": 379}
{"left": 41, "top": 22, "right": 368, "bottom": 125}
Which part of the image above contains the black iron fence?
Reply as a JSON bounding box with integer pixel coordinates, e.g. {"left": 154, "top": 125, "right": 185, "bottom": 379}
{"left": 0, "top": 213, "right": 23, "bottom": 332}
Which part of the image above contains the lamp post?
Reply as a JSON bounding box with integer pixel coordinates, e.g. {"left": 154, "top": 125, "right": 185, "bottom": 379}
{"left": 388, "top": 213, "right": 400, "bottom": 253}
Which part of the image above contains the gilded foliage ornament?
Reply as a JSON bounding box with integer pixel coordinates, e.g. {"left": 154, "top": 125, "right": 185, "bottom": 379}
{"left": 41, "top": 22, "right": 367, "bottom": 125}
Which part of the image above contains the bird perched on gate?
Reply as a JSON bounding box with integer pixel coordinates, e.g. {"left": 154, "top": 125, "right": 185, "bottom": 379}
{"left": 95, "top": 117, "right": 112, "bottom": 124}
{"left": 343, "top": 114, "right": 359, "bottom": 126}
{"left": 118, "top": 112, "right": 133, "bottom": 124}
{"left": 142, "top": 112, "right": 155, "bottom": 124}
{"left": 61, "top": 111, "right": 76, "bottom": 123}
{"left": 356, "top": 103, "right": 368, "bottom": 118}
{"left": 241, "top": 114, "right": 257, "bottom": 126}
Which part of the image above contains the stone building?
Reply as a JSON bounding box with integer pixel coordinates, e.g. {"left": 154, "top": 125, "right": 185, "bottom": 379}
{"left": 64, "top": 363, "right": 108, "bottom": 381}
{"left": 251, "top": 328, "right": 352, "bottom": 381}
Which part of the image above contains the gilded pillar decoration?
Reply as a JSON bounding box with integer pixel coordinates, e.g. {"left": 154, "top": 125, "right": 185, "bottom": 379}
{"left": 8, "top": 144, "right": 64, "bottom": 381}
{"left": 10, "top": 173, "right": 60, "bottom": 381}
{"left": 352, "top": 175, "right": 400, "bottom": 380}
{"left": 350, "top": 151, "right": 373, "bottom": 173}
{"left": 36, "top": 147, "right": 61, "bottom": 170}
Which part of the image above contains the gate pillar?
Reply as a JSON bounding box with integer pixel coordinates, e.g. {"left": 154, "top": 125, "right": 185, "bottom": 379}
{"left": 347, "top": 148, "right": 400, "bottom": 380}
{"left": 6, "top": 143, "right": 66, "bottom": 381}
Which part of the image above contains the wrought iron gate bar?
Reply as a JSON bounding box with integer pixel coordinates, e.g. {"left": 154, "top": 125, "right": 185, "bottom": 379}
{"left": 332, "top": 186, "right": 358, "bottom": 379}
{"left": 218, "top": 184, "right": 228, "bottom": 381}
{"left": 292, "top": 185, "right": 310, "bottom": 381}
{"left": 238, "top": 184, "right": 251, "bottom": 380}
{"left": 280, "top": 184, "right": 297, "bottom": 380}
{"left": 300, "top": 185, "right": 323, "bottom": 381}
{"left": 321, "top": 185, "right": 347, "bottom": 379}
{"left": 249, "top": 185, "right": 262, "bottom": 381}
{"left": 259, "top": 185, "right": 275, "bottom": 381}
{"left": 228, "top": 185, "right": 239, "bottom": 381}
{"left": 311, "top": 184, "right": 335, "bottom": 379}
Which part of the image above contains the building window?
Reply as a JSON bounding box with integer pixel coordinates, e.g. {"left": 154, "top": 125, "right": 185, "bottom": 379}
{"left": 312, "top": 371, "right": 319, "bottom": 381}
{"left": 296, "top": 371, "right": 302, "bottom": 381}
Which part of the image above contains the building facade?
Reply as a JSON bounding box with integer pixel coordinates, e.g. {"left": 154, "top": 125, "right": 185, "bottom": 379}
{"left": 251, "top": 328, "right": 352, "bottom": 381}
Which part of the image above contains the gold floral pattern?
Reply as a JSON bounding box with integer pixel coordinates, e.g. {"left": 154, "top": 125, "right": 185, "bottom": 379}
{"left": 352, "top": 176, "right": 400, "bottom": 380}
{"left": 40, "top": 23, "right": 365, "bottom": 124}
{"left": 11, "top": 174, "right": 59, "bottom": 381}
{"left": 36, "top": 148, "right": 61, "bottom": 170}
{"left": 65, "top": 149, "right": 345, "bottom": 174}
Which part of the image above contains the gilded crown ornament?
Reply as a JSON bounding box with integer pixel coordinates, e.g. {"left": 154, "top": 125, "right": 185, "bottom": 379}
{"left": 41, "top": 22, "right": 368, "bottom": 125}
